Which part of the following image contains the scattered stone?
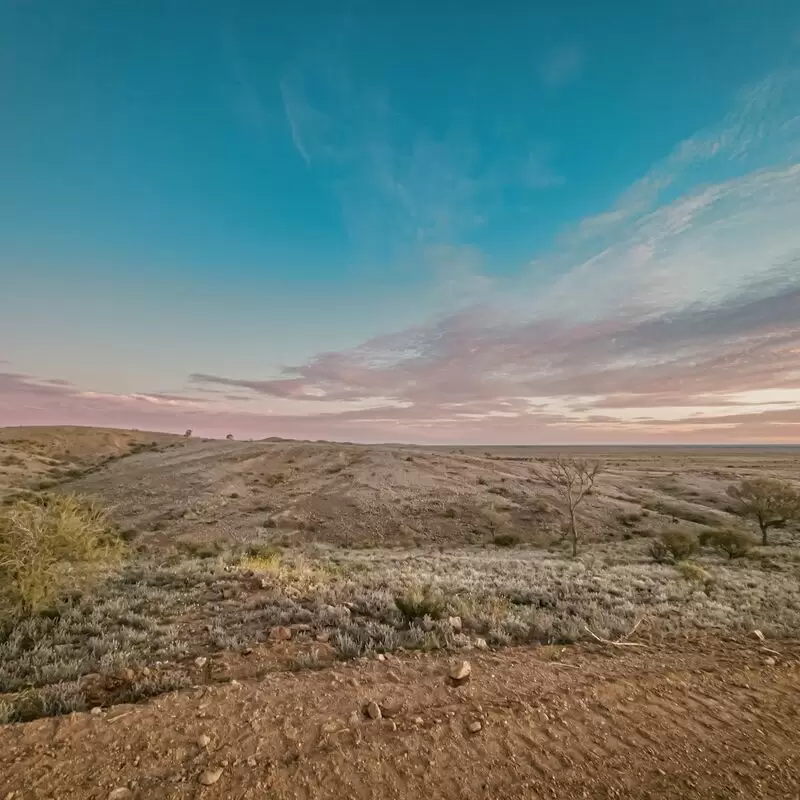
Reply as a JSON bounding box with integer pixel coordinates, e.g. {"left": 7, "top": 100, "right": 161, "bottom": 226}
{"left": 380, "top": 698, "right": 405, "bottom": 718}
{"left": 315, "top": 632, "right": 331, "bottom": 643}
{"left": 467, "top": 720, "right": 483, "bottom": 734}
{"left": 474, "top": 638, "right": 489, "bottom": 650}
{"left": 365, "top": 701, "right": 382, "bottom": 720}
{"left": 764, "top": 657, "right": 776, "bottom": 667}
{"left": 194, "top": 656, "right": 208, "bottom": 668}
{"left": 269, "top": 626, "right": 292, "bottom": 642}
{"left": 448, "top": 616, "right": 463, "bottom": 633}
{"left": 242, "top": 647, "right": 253, "bottom": 656}
{"left": 414, "top": 717, "right": 424, "bottom": 725}
{"left": 197, "top": 734, "right": 211, "bottom": 749}
{"left": 753, "top": 629, "right": 765, "bottom": 641}
{"left": 199, "top": 768, "right": 223, "bottom": 786}
{"left": 376, "top": 653, "right": 386, "bottom": 662}
{"left": 385, "top": 720, "right": 397, "bottom": 732}
{"left": 449, "top": 660, "right": 472, "bottom": 684}
{"left": 90, "top": 706, "right": 103, "bottom": 716}
{"left": 321, "top": 721, "right": 339, "bottom": 735}
{"left": 108, "top": 789, "right": 132, "bottom": 800}
{"left": 230, "top": 679, "right": 241, "bottom": 687}
{"left": 246, "top": 756, "right": 257, "bottom": 767}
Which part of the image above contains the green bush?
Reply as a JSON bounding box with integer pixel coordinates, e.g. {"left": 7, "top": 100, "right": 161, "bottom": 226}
{"left": 0, "top": 493, "right": 125, "bottom": 618}
{"left": 395, "top": 585, "right": 445, "bottom": 622}
{"left": 648, "top": 530, "right": 698, "bottom": 563}
{"left": 493, "top": 533, "right": 521, "bottom": 547}
{"left": 699, "top": 528, "right": 755, "bottom": 560}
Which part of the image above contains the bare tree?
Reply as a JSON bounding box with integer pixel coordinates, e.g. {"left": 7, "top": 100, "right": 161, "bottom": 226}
{"left": 534, "top": 457, "right": 603, "bottom": 556}
{"left": 727, "top": 478, "right": 800, "bottom": 546}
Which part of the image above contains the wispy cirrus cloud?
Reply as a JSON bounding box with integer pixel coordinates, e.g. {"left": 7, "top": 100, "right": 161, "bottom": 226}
{"left": 187, "top": 71, "right": 800, "bottom": 442}
{"left": 278, "top": 54, "right": 564, "bottom": 266}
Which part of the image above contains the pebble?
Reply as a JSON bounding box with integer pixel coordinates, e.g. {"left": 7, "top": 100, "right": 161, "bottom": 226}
{"left": 449, "top": 660, "right": 472, "bottom": 683}
{"left": 365, "top": 701, "right": 382, "bottom": 720}
{"left": 197, "top": 734, "right": 211, "bottom": 749}
{"left": 108, "top": 789, "right": 132, "bottom": 800}
{"left": 380, "top": 698, "right": 405, "bottom": 718}
{"left": 90, "top": 706, "right": 103, "bottom": 716}
{"left": 414, "top": 717, "right": 424, "bottom": 725}
{"left": 764, "top": 657, "right": 776, "bottom": 667}
{"left": 269, "top": 626, "right": 292, "bottom": 641}
{"left": 467, "top": 720, "right": 483, "bottom": 734}
{"left": 199, "top": 768, "right": 224, "bottom": 786}
{"left": 194, "top": 656, "right": 208, "bottom": 668}
{"left": 246, "top": 756, "right": 257, "bottom": 767}
{"left": 474, "top": 638, "right": 489, "bottom": 650}
{"left": 376, "top": 654, "right": 386, "bottom": 662}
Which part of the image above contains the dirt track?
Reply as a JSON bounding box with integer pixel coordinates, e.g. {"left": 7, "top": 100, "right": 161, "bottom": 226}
{"left": 2, "top": 637, "right": 798, "bottom": 799}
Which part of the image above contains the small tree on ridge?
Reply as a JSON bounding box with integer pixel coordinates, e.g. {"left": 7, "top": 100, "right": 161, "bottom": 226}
{"left": 534, "top": 457, "right": 603, "bottom": 557}
{"left": 727, "top": 478, "right": 800, "bottom": 546}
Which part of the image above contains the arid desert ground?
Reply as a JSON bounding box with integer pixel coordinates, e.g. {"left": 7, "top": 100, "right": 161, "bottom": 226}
{"left": 1, "top": 426, "right": 798, "bottom": 799}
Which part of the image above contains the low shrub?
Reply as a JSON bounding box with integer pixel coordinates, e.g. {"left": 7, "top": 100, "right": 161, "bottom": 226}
{"left": 699, "top": 528, "right": 755, "bottom": 560}
{"left": 395, "top": 585, "right": 446, "bottom": 622}
{"left": 648, "top": 530, "right": 698, "bottom": 563}
{"left": 0, "top": 493, "right": 125, "bottom": 618}
{"left": 493, "top": 533, "right": 521, "bottom": 547}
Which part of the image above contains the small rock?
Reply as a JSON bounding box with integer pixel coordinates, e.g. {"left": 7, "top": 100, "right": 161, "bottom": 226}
{"left": 448, "top": 616, "right": 463, "bottom": 633}
{"left": 449, "top": 660, "right": 472, "bottom": 683}
{"left": 474, "top": 638, "right": 488, "bottom": 650}
{"left": 414, "top": 716, "right": 424, "bottom": 725}
{"left": 380, "top": 698, "right": 405, "bottom": 718}
{"left": 753, "top": 629, "right": 765, "bottom": 641}
{"left": 321, "top": 721, "right": 339, "bottom": 735}
{"left": 90, "top": 706, "right": 103, "bottom": 716}
{"left": 315, "top": 632, "right": 331, "bottom": 643}
{"left": 194, "top": 656, "right": 208, "bottom": 668}
{"left": 241, "top": 647, "right": 253, "bottom": 656}
{"left": 269, "top": 626, "right": 292, "bottom": 642}
{"left": 108, "top": 789, "right": 132, "bottom": 800}
{"left": 246, "top": 756, "right": 257, "bottom": 767}
{"left": 467, "top": 720, "right": 483, "bottom": 734}
{"left": 376, "top": 653, "right": 386, "bottom": 662}
{"left": 199, "top": 768, "right": 223, "bottom": 786}
{"left": 197, "top": 734, "right": 211, "bottom": 748}
{"left": 365, "top": 701, "right": 382, "bottom": 720}
{"left": 764, "top": 657, "right": 776, "bottom": 667}
{"left": 385, "top": 720, "right": 397, "bottom": 732}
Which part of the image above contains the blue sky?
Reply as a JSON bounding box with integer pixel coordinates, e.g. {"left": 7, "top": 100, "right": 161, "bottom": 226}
{"left": 2, "top": 1, "right": 800, "bottom": 442}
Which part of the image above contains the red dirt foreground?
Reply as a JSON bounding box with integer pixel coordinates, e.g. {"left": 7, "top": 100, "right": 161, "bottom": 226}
{"left": 1, "top": 636, "right": 798, "bottom": 800}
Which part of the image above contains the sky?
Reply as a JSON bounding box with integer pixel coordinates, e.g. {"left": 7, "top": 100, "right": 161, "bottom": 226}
{"left": 2, "top": 0, "right": 800, "bottom": 444}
